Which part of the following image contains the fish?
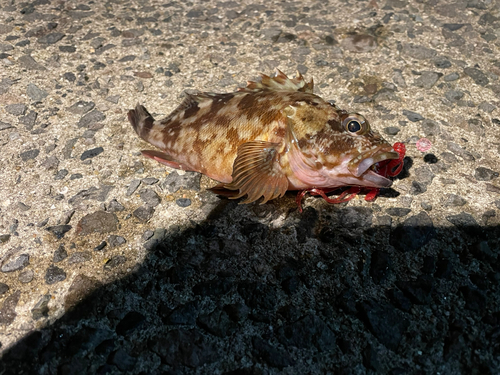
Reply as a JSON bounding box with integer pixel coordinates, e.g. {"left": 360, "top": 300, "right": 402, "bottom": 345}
{"left": 128, "top": 70, "right": 402, "bottom": 206}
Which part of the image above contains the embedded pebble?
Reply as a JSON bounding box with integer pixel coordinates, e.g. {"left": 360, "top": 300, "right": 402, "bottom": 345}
{"left": 139, "top": 189, "right": 161, "bottom": 207}
{"left": 446, "top": 213, "right": 481, "bottom": 235}
{"left": 63, "top": 138, "right": 78, "bottom": 159}
{"left": 0, "top": 234, "right": 11, "bottom": 244}
{"left": 447, "top": 142, "right": 475, "bottom": 161}
{"left": 60, "top": 46, "right": 76, "bottom": 53}
{"left": 67, "top": 101, "right": 95, "bottom": 115}
{"left": 0, "top": 282, "right": 10, "bottom": 295}
{"left": 413, "top": 166, "right": 435, "bottom": 186}
{"left": 17, "top": 202, "right": 31, "bottom": 211}
{"left": 443, "top": 72, "right": 460, "bottom": 81}
{"left": 141, "top": 177, "right": 159, "bottom": 185}
{"left": 31, "top": 295, "right": 50, "bottom": 320}
{"left": 440, "top": 152, "right": 458, "bottom": 163}
{"left": 384, "top": 126, "right": 400, "bottom": 135}
{"left": 119, "top": 55, "right": 136, "bottom": 62}
{"left": 5, "top": 104, "right": 27, "bottom": 116}
{"left": 54, "top": 169, "right": 68, "bottom": 180}
{"left": 1, "top": 254, "right": 29, "bottom": 273}
{"left": 421, "top": 201, "right": 432, "bottom": 211}
{"left": 53, "top": 244, "right": 68, "bottom": 263}
{"left": 46, "top": 225, "right": 72, "bottom": 239}
{"left": 0, "top": 121, "right": 12, "bottom": 131}
{"left": 142, "top": 230, "right": 154, "bottom": 241}
{"left": 176, "top": 198, "right": 192, "bottom": 208}
{"left": 162, "top": 171, "right": 201, "bottom": 193}
{"left": 94, "top": 241, "right": 107, "bottom": 251}
{"left": 64, "top": 274, "right": 103, "bottom": 310}
{"left": 478, "top": 102, "right": 496, "bottom": 113}
{"left": 108, "top": 235, "right": 126, "bottom": 248}
{"left": 276, "top": 314, "right": 336, "bottom": 351}
{"left": 475, "top": 167, "right": 499, "bottom": 181}
{"left": 109, "top": 349, "right": 137, "bottom": 372}
{"left": 18, "top": 269, "right": 34, "bottom": 283}
{"left": 133, "top": 206, "right": 155, "bottom": 222}
{"left": 126, "top": 179, "right": 141, "bottom": 196}
{"left": 67, "top": 251, "right": 92, "bottom": 264}
{"left": 19, "top": 111, "right": 37, "bottom": 130}
{"left": 107, "top": 199, "right": 125, "bottom": 212}
{"left": 402, "top": 110, "right": 424, "bottom": 122}
{"left": 444, "top": 194, "right": 467, "bottom": 207}
{"left": 45, "top": 265, "right": 67, "bottom": 284}
{"left": 143, "top": 228, "right": 166, "bottom": 250}
{"left": 434, "top": 57, "right": 451, "bottom": 69}
{"left": 78, "top": 110, "right": 105, "bottom": 128}
{"left": 26, "top": 83, "right": 48, "bottom": 101}
{"left": 410, "top": 181, "right": 427, "bottom": 195}
{"left": 106, "top": 95, "right": 120, "bottom": 104}
{"left": 464, "top": 67, "right": 489, "bottom": 86}
{"left": 0, "top": 291, "right": 21, "bottom": 326}
{"left": 104, "top": 256, "right": 127, "bottom": 270}
{"left": 68, "top": 185, "right": 114, "bottom": 205}
{"left": 70, "top": 173, "right": 83, "bottom": 180}
{"left": 19, "top": 55, "right": 46, "bottom": 71}
{"left": 76, "top": 211, "right": 118, "bottom": 235}
{"left": 392, "top": 69, "right": 406, "bottom": 88}
{"left": 38, "top": 32, "right": 65, "bottom": 45}
{"left": 413, "top": 71, "right": 442, "bottom": 89}
{"left": 80, "top": 147, "right": 104, "bottom": 160}
{"left": 20, "top": 149, "right": 40, "bottom": 161}
{"left": 445, "top": 90, "right": 464, "bottom": 102}
{"left": 42, "top": 155, "right": 59, "bottom": 170}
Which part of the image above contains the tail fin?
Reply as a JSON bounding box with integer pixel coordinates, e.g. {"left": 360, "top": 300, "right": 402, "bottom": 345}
{"left": 128, "top": 104, "right": 155, "bottom": 141}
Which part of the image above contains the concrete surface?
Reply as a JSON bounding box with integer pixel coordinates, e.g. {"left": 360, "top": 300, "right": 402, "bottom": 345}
{"left": 0, "top": 0, "right": 499, "bottom": 373}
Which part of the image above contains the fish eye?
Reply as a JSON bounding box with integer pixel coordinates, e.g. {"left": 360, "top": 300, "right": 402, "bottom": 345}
{"left": 343, "top": 115, "right": 368, "bottom": 135}
{"left": 347, "top": 120, "right": 361, "bottom": 133}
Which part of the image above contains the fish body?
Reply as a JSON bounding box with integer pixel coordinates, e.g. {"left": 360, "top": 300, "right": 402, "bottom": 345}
{"left": 128, "top": 70, "right": 399, "bottom": 204}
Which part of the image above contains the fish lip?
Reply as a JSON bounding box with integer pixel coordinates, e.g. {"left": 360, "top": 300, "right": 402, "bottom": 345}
{"left": 349, "top": 148, "right": 399, "bottom": 178}
{"left": 362, "top": 169, "right": 394, "bottom": 188}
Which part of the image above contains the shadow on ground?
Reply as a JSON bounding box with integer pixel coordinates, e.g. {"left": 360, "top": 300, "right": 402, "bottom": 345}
{"left": 1, "top": 199, "right": 499, "bottom": 374}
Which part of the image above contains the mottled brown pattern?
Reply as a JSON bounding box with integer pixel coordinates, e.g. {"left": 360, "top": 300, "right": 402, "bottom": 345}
{"left": 327, "top": 118, "right": 344, "bottom": 133}
{"left": 183, "top": 101, "right": 200, "bottom": 119}
{"left": 128, "top": 70, "right": 398, "bottom": 203}
{"left": 225, "top": 126, "right": 240, "bottom": 144}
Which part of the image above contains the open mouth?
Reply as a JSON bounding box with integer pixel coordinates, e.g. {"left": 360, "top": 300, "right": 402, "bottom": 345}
{"left": 348, "top": 149, "right": 399, "bottom": 188}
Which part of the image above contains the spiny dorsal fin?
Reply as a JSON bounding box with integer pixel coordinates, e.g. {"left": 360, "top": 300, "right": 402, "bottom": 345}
{"left": 159, "top": 92, "right": 236, "bottom": 125}
{"left": 239, "top": 69, "right": 314, "bottom": 93}
{"left": 160, "top": 93, "right": 203, "bottom": 124}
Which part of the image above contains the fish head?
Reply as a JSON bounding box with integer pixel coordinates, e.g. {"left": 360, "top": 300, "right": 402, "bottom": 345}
{"left": 287, "top": 103, "right": 399, "bottom": 189}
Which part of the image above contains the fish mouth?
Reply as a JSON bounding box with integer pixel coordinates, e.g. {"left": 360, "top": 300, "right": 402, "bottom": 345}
{"left": 348, "top": 147, "right": 400, "bottom": 188}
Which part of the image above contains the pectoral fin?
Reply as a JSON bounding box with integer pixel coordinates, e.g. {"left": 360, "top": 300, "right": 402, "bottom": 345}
{"left": 218, "top": 141, "right": 288, "bottom": 204}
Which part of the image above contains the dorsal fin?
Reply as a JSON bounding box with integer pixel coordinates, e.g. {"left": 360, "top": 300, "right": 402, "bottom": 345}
{"left": 158, "top": 91, "right": 235, "bottom": 125}
{"left": 159, "top": 93, "right": 208, "bottom": 124}
{"left": 239, "top": 69, "right": 314, "bottom": 93}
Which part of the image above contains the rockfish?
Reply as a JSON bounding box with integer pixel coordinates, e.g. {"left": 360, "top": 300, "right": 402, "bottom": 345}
{"left": 128, "top": 70, "right": 402, "bottom": 205}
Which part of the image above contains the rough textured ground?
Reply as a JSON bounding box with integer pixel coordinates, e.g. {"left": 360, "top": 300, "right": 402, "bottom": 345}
{"left": 0, "top": 0, "right": 499, "bottom": 374}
